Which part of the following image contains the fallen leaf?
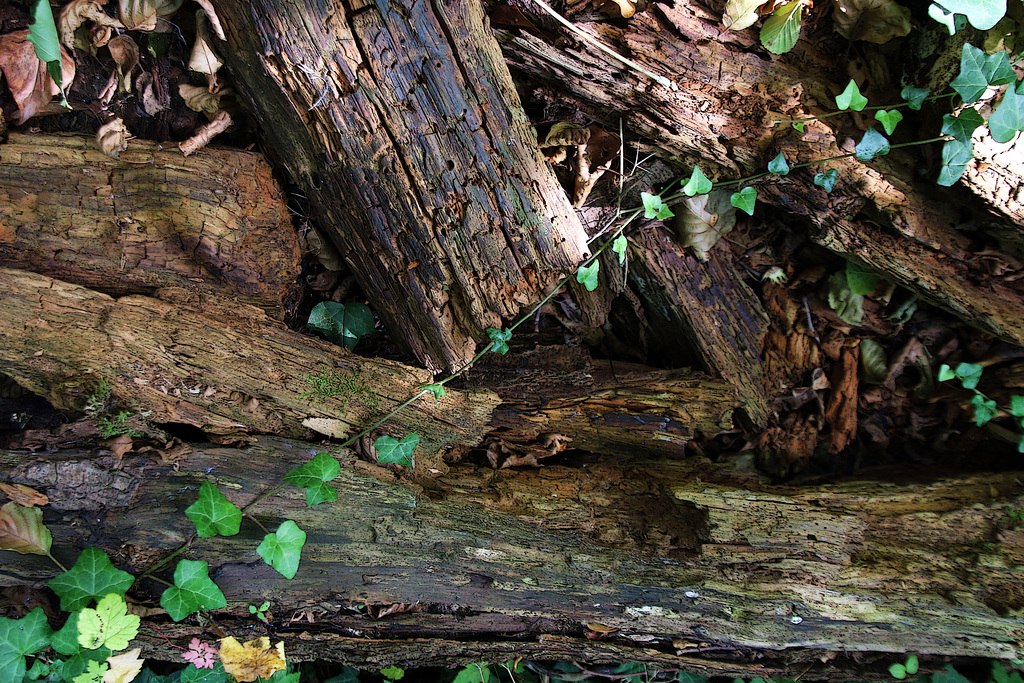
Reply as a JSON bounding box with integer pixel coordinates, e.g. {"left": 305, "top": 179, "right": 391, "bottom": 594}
{"left": 188, "top": 11, "right": 223, "bottom": 88}
{"left": 102, "top": 433, "right": 134, "bottom": 460}
{"left": 193, "top": 0, "right": 226, "bottom": 39}
{"left": 541, "top": 122, "right": 590, "bottom": 148}
{"left": 724, "top": 0, "right": 770, "bottom": 30}
{"left": 118, "top": 0, "right": 184, "bottom": 32}
{"left": 0, "top": 483, "right": 49, "bottom": 507}
{"left": 58, "top": 0, "right": 125, "bottom": 50}
{"left": 0, "top": 30, "right": 75, "bottom": 123}
{"left": 97, "top": 118, "right": 131, "bottom": 158}
{"left": 178, "top": 83, "right": 226, "bottom": 115}
{"left": 0, "top": 501, "right": 52, "bottom": 555}
{"left": 136, "top": 71, "right": 168, "bottom": 115}
{"left": 107, "top": 34, "right": 139, "bottom": 94}
{"left": 831, "top": 0, "right": 911, "bottom": 43}
{"left": 218, "top": 636, "right": 286, "bottom": 683}
{"left": 104, "top": 648, "right": 144, "bottom": 683}
{"left": 672, "top": 191, "right": 738, "bottom": 262}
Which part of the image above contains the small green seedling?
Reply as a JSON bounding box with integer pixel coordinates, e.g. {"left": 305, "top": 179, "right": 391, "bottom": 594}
{"left": 249, "top": 601, "right": 271, "bottom": 621}
{"left": 889, "top": 654, "right": 919, "bottom": 679}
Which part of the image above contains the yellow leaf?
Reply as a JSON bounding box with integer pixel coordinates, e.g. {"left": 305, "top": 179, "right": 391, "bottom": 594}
{"left": 218, "top": 636, "right": 286, "bottom": 683}
{"left": 104, "top": 648, "right": 144, "bottom": 683}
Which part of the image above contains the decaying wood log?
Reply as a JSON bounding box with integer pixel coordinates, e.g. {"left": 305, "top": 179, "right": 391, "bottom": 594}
{"left": 494, "top": 4, "right": 1024, "bottom": 346}
{"left": 2, "top": 438, "right": 1022, "bottom": 674}
{"left": 0, "top": 133, "right": 303, "bottom": 319}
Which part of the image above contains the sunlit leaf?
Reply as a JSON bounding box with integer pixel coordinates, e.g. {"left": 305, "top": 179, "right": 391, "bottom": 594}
{"left": 49, "top": 547, "right": 134, "bottom": 612}
{"left": 375, "top": 433, "right": 419, "bottom": 468}
{"left": 612, "top": 235, "right": 628, "bottom": 265}
{"left": 941, "top": 109, "right": 985, "bottom": 142}
{"left": 929, "top": 0, "right": 1006, "bottom": 29}
{"left": 160, "top": 559, "right": 227, "bottom": 622}
{"left": 185, "top": 481, "right": 242, "bottom": 538}
{"left": 576, "top": 260, "right": 600, "bottom": 291}
{"left": 76, "top": 593, "right": 139, "bottom": 651}
{"left": 257, "top": 520, "right": 306, "bottom": 579}
{"left": 682, "top": 166, "right": 713, "bottom": 196}
{"left": 814, "top": 168, "right": 839, "bottom": 192}
{"left": 937, "top": 138, "right": 973, "bottom": 186}
{"left": 724, "top": 0, "right": 770, "bottom": 29}
{"left": 218, "top": 637, "right": 286, "bottom": 683}
{"left": 836, "top": 79, "right": 869, "bottom": 111}
{"left": 767, "top": 152, "right": 790, "bottom": 175}
{"left": 730, "top": 187, "right": 757, "bottom": 215}
{"left": 421, "top": 383, "right": 446, "bottom": 399}
{"left": 641, "top": 192, "right": 674, "bottom": 219}
{"left": 0, "top": 501, "right": 52, "bottom": 556}
{"left": 760, "top": 0, "right": 803, "bottom": 54}
{"left": 855, "top": 127, "right": 890, "bottom": 160}
{"left": 988, "top": 79, "right": 1024, "bottom": 143}
{"left": 104, "top": 648, "right": 145, "bottom": 683}
{"left": 284, "top": 453, "right": 340, "bottom": 506}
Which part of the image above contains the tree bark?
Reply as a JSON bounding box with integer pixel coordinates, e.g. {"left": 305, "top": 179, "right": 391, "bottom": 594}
{"left": 2, "top": 438, "right": 1022, "bottom": 674}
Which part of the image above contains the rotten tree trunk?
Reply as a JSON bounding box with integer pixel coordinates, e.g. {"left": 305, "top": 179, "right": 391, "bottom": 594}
{"left": 2, "top": 438, "right": 1022, "bottom": 675}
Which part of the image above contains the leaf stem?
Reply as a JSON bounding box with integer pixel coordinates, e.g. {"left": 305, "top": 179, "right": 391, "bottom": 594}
{"left": 137, "top": 536, "right": 194, "bottom": 580}
{"left": 46, "top": 551, "right": 67, "bottom": 573}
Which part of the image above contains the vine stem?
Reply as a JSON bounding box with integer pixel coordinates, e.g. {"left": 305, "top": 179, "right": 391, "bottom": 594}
{"left": 772, "top": 92, "right": 955, "bottom": 124}
{"left": 137, "top": 535, "right": 194, "bottom": 580}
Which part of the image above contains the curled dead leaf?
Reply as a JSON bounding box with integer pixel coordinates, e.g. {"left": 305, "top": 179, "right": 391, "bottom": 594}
{"left": 178, "top": 83, "right": 225, "bottom": 115}
{"left": 194, "top": 0, "right": 226, "bottom": 40}
{"left": 189, "top": 10, "right": 223, "bottom": 88}
{"left": 107, "top": 34, "right": 139, "bottom": 94}
{"left": 97, "top": 118, "right": 131, "bottom": 158}
{"left": 0, "top": 30, "right": 76, "bottom": 123}
{"left": 0, "top": 483, "right": 49, "bottom": 507}
{"left": 59, "top": 0, "right": 125, "bottom": 50}
{"left": 672, "top": 190, "right": 737, "bottom": 261}
{"left": 137, "top": 71, "right": 168, "bottom": 114}
{"left": 118, "top": 0, "right": 184, "bottom": 32}
{"left": 831, "top": 0, "right": 910, "bottom": 43}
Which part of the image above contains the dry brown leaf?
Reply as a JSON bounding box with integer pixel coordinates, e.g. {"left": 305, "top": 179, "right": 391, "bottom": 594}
{"left": 831, "top": 0, "right": 911, "bottom": 43}
{"left": 0, "top": 501, "right": 52, "bottom": 555}
{"left": 218, "top": 637, "right": 286, "bottom": 683}
{"left": 107, "top": 34, "right": 139, "bottom": 94}
{"left": 104, "top": 648, "right": 144, "bottom": 683}
{"left": 194, "top": 0, "right": 226, "bottom": 40}
{"left": 97, "top": 118, "right": 131, "bottom": 158}
{"left": 178, "top": 83, "right": 224, "bottom": 115}
{"left": 102, "top": 433, "right": 135, "bottom": 460}
{"left": 59, "top": 0, "right": 125, "bottom": 49}
{"left": 118, "top": 0, "right": 183, "bottom": 32}
{"left": 137, "top": 71, "right": 168, "bottom": 114}
{"left": 724, "top": 0, "right": 770, "bottom": 29}
{"left": 0, "top": 30, "right": 76, "bottom": 124}
{"left": 90, "top": 24, "right": 113, "bottom": 50}
{"left": 0, "top": 483, "right": 49, "bottom": 507}
{"left": 672, "top": 190, "right": 737, "bottom": 262}
{"left": 189, "top": 11, "right": 223, "bottom": 87}
{"left": 541, "top": 122, "right": 590, "bottom": 148}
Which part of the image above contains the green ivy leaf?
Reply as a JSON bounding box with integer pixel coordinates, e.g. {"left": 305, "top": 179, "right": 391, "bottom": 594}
{"left": 76, "top": 593, "right": 139, "bottom": 651}
{"left": 682, "top": 166, "right": 713, "bottom": 196}
{"left": 307, "top": 301, "right": 375, "bottom": 350}
{"left": 612, "top": 235, "right": 628, "bottom": 265}
{"left": 49, "top": 547, "right": 135, "bottom": 612}
{"left": 284, "top": 452, "right": 340, "bottom": 506}
{"left": 874, "top": 109, "right": 904, "bottom": 135}
{"left": 971, "top": 393, "right": 998, "bottom": 426}
{"left": 767, "top": 152, "right": 790, "bottom": 175}
{"left": 421, "top": 383, "right": 446, "bottom": 399}
{"left": 185, "top": 481, "right": 242, "bottom": 538}
{"left": 160, "top": 559, "right": 227, "bottom": 622}
{"left": 760, "top": 0, "right": 803, "bottom": 54}
{"left": 1009, "top": 395, "right": 1024, "bottom": 417}
{"left": 813, "top": 168, "right": 839, "bottom": 192}
{"left": 854, "top": 127, "right": 890, "bottom": 161}
{"left": 641, "top": 192, "right": 672, "bottom": 219}
{"left": 901, "top": 86, "right": 930, "bottom": 110}
{"left": 890, "top": 663, "right": 908, "bottom": 680}
{"left": 375, "top": 433, "right": 419, "bottom": 468}
{"left": 576, "top": 260, "right": 600, "bottom": 292}
{"left": 938, "top": 364, "right": 957, "bottom": 382}
{"left": 905, "top": 655, "right": 920, "bottom": 676}
{"left": 180, "top": 661, "right": 229, "bottom": 683}
{"left": 937, "top": 138, "right": 973, "bottom": 186}
{"left": 827, "top": 271, "right": 865, "bottom": 325}
{"left": 51, "top": 611, "right": 85, "bottom": 656}
{"left": 730, "top": 187, "right": 757, "bottom": 216}
{"left": 0, "top": 608, "right": 53, "bottom": 681}
{"left": 257, "top": 520, "right": 307, "bottom": 579}
{"left": 954, "top": 362, "right": 984, "bottom": 389}
{"left": 486, "top": 327, "right": 512, "bottom": 355}
{"left": 941, "top": 109, "right": 985, "bottom": 142}
{"left": 792, "top": 121, "right": 805, "bottom": 132}
{"left": 453, "top": 663, "right": 495, "bottom": 683}
{"left": 951, "top": 43, "right": 1013, "bottom": 103}
{"left": 929, "top": 0, "right": 1006, "bottom": 30}
{"left": 836, "top": 80, "right": 869, "bottom": 111}
{"left": 381, "top": 666, "right": 405, "bottom": 681}
{"left": 846, "top": 261, "right": 880, "bottom": 295}
{"left": 988, "top": 79, "right": 1024, "bottom": 143}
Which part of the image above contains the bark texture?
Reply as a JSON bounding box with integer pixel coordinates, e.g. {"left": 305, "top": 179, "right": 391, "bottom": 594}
{"left": 0, "top": 133, "right": 303, "bottom": 319}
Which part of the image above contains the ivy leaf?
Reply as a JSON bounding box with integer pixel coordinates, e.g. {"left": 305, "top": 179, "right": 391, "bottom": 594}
{"left": 846, "top": 260, "right": 880, "bottom": 295}
{"left": 937, "top": 138, "right": 973, "bottom": 186}
{"left": 874, "top": 109, "right": 903, "bottom": 135}
{"left": 951, "top": 43, "right": 1013, "bottom": 103}
{"left": 0, "top": 607, "right": 53, "bottom": 681}
{"left": 827, "top": 271, "right": 865, "bottom": 325}
{"left": 1009, "top": 395, "right": 1024, "bottom": 417}
{"left": 760, "top": 0, "right": 803, "bottom": 54}
{"left": 929, "top": 0, "right": 1006, "bottom": 30}
{"left": 51, "top": 611, "right": 86, "bottom": 656}
{"left": 730, "top": 187, "right": 757, "bottom": 215}
{"left": 76, "top": 593, "right": 140, "bottom": 651}
{"left": 181, "top": 661, "right": 228, "bottom": 683}
{"left": 185, "top": 481, "right": 242, "bottom": 538}
{"left": 641, "top": 192, "right": 673, "bottom": 219}
{"left": 792, "top": 121, "right": 805, "bottom": 132}
{"left": 257, "top": 520, "right": 307, "bottom": 579}
{"left": 682, "top": 166, "right": 713, "bottom": 196}
{"left": 49, "top": 547, "right": 135, "bottom": 612}
{"left": 941, "top": 109, "right": 985, "bottom": 142}
{"left": 421, "top": 383, "right": 446, "bottom": 399}
{"left": 375, "top": 433, "right": 419, "bottom": 468}
{"left": 0, "top": 501, "right": 52, "bottom": 556}
{"left": 612, "top": 235, "right": 628, "bottom": 265}
{"left": 576, "top": 260, "right": 601, "bottom": 292}
{"left": 813, "top": 168, "right": 839, "bottom": 192}
{"left": 836, "top": 79, "right": 869, "bottom": 111}
{"left": 307, "top": 301, "right": 375, "bottom": 350}
{"left": 767, "top": 152, "right": 790, "bottom": 175}
{"left": 453, "top": 663, "right": 495, "bottom": 683}
{"left": 284, "top": 453, "right": 340, "bottom": 507}
{"left": 160, "top": 559, "right": 227, "bottom": 622}
{"left": 971, "top": 393, "right": 998, "bottom": 426}
{"left": 855, "top": 127, "right": 890, "bottom": 160}
{"left": 901, "top": 85, "right": 930, "bottom": 110}
{"left": 954, "top": 362, "right": 984, "bottom": 390}
{"left": 988, "top": 79, "right": 1024, "bottom": 144}
{"left": 937, "top": 364, "right": 957, "bottom": 382}
{"left": 486, "top": 327, "right": 512, "bottom": 355}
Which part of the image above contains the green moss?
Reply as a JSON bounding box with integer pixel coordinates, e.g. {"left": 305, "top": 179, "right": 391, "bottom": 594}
{"left": 301, "top": 368, "right": 379, "bottom": 412}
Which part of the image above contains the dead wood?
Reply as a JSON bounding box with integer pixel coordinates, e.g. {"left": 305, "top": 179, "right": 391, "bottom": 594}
{"left": 1, "top": 438, "right": 1022, "bottom": 673}
{"left": 0, "top": 133, "right": 303, "bottom": 319}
